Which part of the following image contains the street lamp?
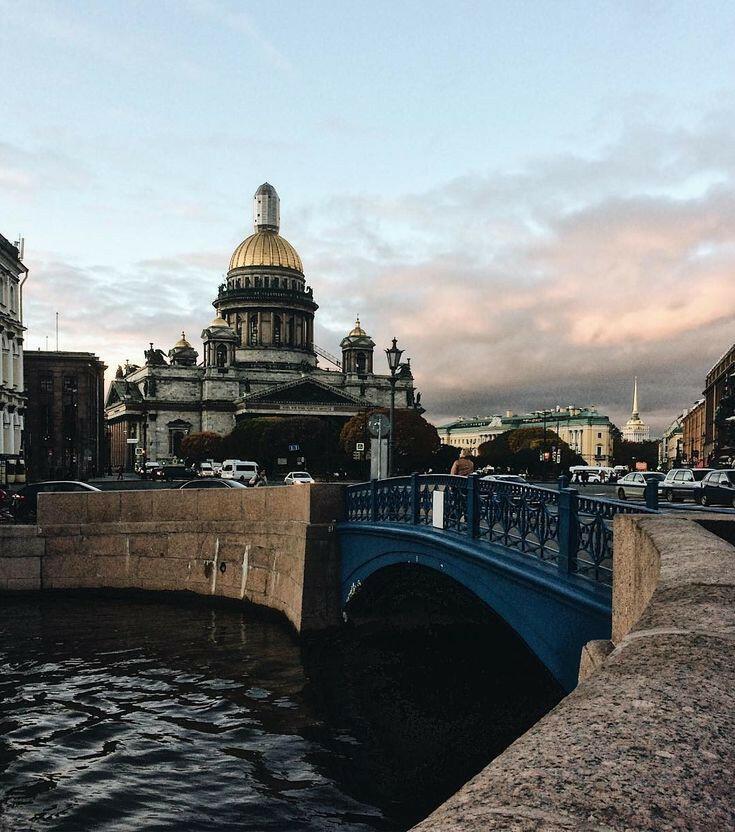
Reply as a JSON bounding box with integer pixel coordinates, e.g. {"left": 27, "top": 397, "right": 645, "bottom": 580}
{"left": 385, "top": 337, "right": 404, "bottom": 477}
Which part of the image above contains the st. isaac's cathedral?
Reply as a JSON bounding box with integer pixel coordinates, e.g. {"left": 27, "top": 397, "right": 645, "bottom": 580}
{"left": 106, "top": 184, "right": 420, "bottom": 468}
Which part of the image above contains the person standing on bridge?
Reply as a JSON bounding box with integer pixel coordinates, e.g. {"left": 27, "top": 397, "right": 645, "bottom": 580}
{"left": 450, "top": 449, "right": 475, "bottom": 477}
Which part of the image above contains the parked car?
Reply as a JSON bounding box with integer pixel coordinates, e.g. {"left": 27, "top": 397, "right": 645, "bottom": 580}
{"left": 179, "top": 479, "right": 247, "bottom": 490}
{"left": 696, "top": 469, "right": 735, "bottom": 507}
{"left": 481, "top": 474, "right": 528, "bottom": 484}
{"left": 136, "top": 461, "right": 161, "bottom": 480}
{"left": 284, "top": 471, "right": 315, "bottom": 485}
{"left": 220, "top": 459, "right": 259, "bottom": 484}
{"left": 616, "top": 471, "right": 665, "bottom": 501}
{"left": 13, "top": 481, "right": 101, "bottom": 523}
{"left": 154, "top": 465, "right": 194, "bottom": 482}
{"left": 660, "top": 468, "right": 713, "bottom": 502}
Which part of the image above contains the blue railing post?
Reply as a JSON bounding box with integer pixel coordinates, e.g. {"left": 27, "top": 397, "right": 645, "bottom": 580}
{"left": 558, "top": 474, "right": 569, "bottom": 491}
{"left": 644, "top": 479, "right": 659, "bottom": 511}
{"left": 557, "top": 487, "right": 579, "bottom": 575}
{"left": 466, "top": 473, "right": 480, "bottom": 538}
{"left": 370, "top": 478, "right": 378, "bottom": 522}
{"left": 410, "top": 473, "right": 421, "bottom": 525}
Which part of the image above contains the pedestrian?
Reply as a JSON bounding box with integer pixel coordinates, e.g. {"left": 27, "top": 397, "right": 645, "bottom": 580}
{"left": 450, "top": 449, "right": 475, "bottom": 477}
{"left": 254, "top": 468, "right": 268, "bottom": 487}
{"left": 116, "top": 465, "right": 124, "bottom": 481}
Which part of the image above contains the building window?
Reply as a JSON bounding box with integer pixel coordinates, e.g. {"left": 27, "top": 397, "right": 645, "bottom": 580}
{"left": 216, "top": 344, "right": 227, "bottom": 368}
{"left": 40, "top": 374, "right": 53, "bottom": 393}
{"left": 273, "top": 315, "right": 281, "bottom": 346}
{"left": 249, "top": 315, "right": 258, "bottom": 346}
{"left": 596, "top": 445, "right": 602, "bottom": 457}
{"left": 597, "top": 432, "right": 602, "bottom": 439}
{"left": 63, "top": 376, "right": 78, "bottom": 393}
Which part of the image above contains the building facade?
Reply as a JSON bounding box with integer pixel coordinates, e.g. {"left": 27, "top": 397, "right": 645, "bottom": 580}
{"left": 659, "top": 412, "right": 684, "bottom": 470}
{"left": 622, "top": 377, "right": 651, "bottom": 443}
{"left": 682, "top": 399, "right": 706, "bottom": 467}
{"left": 106, "top": 184, "right": 419, "bottom": 469}
{"left": 0, "top": 233, "right": 27, "bottom": 483}
{"left": 438, "top": 406, "right": 614, "bottom": 466}
{"left": 703, "top": 343, "right": 735, "bottom": 463}
{"left": 24, "top": 351, "right": 107, "bottom": 480}
{"left": 436, "top": 416, "right": 505, "bottom": 451}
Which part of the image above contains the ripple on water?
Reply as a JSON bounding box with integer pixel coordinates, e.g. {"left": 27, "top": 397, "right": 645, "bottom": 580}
{"left": 0, "top": 593, "right": 396, "bottom": 832}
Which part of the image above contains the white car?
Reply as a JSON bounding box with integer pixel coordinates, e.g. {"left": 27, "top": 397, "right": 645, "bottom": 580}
{"left": 284, "top": 471, "right": 315, "bottom": 485}
{"left": 481, "top": 474, "right": 527, "bottom": 484}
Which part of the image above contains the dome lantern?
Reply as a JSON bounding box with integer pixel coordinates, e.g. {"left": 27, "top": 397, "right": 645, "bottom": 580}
{"left": 254, "top": 182, "right": 280, "bottom": 233}
{"left": 340, "top": 316, "right": 375, "bottom": 376}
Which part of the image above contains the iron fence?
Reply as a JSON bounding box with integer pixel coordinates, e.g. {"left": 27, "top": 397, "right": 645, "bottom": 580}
{"left": 344, "top": 474, "right": 659, "bottom": 587}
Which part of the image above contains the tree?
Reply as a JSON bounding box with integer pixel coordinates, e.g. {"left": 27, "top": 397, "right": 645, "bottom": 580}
{"left": 610, "top": 424, "right": 660, "bottom": 470}
{"left": 180, "top": 431, "right": 224, "bottom": 463}
{"left": 477, "top": 428, "right": 584, "bottom": 477}
{"left": 222, "top": 416, "right": 346, "bottom": 475}
{"left": 431, "top": 444, "right": 460, "bottom": 473}
{"left": 340, "top": 408, "right": 440, "bottom": 474}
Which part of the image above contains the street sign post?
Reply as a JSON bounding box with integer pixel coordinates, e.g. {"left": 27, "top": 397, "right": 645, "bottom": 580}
{"left": 368, "top": 414, "right": 390, "bottom": 438}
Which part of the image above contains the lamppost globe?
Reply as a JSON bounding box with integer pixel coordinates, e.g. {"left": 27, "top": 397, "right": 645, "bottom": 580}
{"left": 385, "top": 337, "right": 403, "bottom": 372}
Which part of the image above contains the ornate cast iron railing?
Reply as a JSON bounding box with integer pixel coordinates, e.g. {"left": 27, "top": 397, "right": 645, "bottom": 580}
{"left": 344, "top": 474, "right": 659, "bottom": 588}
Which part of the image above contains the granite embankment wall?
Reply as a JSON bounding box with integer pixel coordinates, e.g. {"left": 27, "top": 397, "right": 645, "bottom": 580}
{"left": 0, "top": 485, "right": 345, "bottom": 632}
{"left": 415, "top": 513, "right": 735, "bottom": 831}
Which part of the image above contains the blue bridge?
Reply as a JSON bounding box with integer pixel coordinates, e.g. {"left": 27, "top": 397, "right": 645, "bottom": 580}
{"left": 338, "top": 475, "right": 656, "bottom": 691}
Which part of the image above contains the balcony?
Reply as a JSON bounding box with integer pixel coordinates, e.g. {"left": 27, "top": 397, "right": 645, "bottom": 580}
{"left": 217, "top": 284, "right": 316, "bottom": 308}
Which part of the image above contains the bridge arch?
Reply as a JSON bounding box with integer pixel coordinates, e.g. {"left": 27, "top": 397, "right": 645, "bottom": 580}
{"left": 338, "top": 524, "right": 611, "bottom": 692}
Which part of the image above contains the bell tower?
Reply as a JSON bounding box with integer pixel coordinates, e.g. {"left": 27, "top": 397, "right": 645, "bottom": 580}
{"left": 340, "top": 317, "right": 375, "bottom": 376}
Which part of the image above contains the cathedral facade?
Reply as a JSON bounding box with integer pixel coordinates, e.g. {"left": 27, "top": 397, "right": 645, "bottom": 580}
{"left": 106, "top": 184, "right": 419, "bottom": 469}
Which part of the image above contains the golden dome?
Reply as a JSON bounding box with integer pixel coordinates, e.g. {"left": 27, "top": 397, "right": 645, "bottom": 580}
{"left": 173, "top": 331, "right": 191, "bottom": 349}
{"left": 349, "top": 317, "right": 366, "bottom": 337}
{"left": 229, "top": 230, "right": 303, "bottom": 273}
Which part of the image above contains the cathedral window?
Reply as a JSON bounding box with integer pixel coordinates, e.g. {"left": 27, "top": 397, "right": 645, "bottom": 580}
{"left": 249, "top": 315, "right": 259, "bottom": 346}
{"left": 356, "top": 353, "right": 367, "bottom": 374}
{"left": 263, "top": 277, "right": 269, "bottom": 288}
{"left": 287, "top": 316, "right": 294, "bottom": 345}
{"left": 216, "top": 344, "right": 227, "bottom": 368}
{"left": 245, "top": 277, "right": 251, "bottom": 288}
{"left": 273, "top": 315, "right": 281, "bottom": 346}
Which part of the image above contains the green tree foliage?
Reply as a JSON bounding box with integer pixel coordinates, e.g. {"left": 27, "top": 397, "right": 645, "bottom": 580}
{"left": 340, "top": 408, "right": 440, "bottom": 474}
{"left": 610, "top": 424, "right": 660, "bottom": 470}
{"left": 431, "top": 444, "right": 460, "bottom": 473}
{"left": 180, "top": 431, "right": 224, "bottom": 463}
{"left": 222, "top": 416, "right": 345, "bottom": 475}
{"left": 477, "top": 427, "right": 584, "bottom": 477}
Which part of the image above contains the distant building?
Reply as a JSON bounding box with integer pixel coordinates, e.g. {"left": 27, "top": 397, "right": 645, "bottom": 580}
{"left": 682, "top": 399, "right": 706, "bottom": 467}
{"left": 24, "top": 351, "right": 106, "bottom": 481}
{"left": 659, "top": 412, "right": 684, "bottom": 470}
{"left": 501, "top": 406, "right": 613, "bottom": 466}
{"left": 438, "top": 406, "right": 613, "bottom": 466}
{"left": 703, "top": 343, "right": 735, "bottom": 463}
{"left": 0, "top": 233, "right": 27, "bottom": 483}
{"left": 622, "top": 378, "right": 650, "bottom": 443}
{"left": 436, "top": 416, "right": 505, "bottom": 451}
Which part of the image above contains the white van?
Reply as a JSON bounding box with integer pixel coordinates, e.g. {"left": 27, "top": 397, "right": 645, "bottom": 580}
{"left": 220, "top": 459, "right": 259, "bottom": 484}
{"left": 569, "top": 465, "right": 615, "bottom": 484}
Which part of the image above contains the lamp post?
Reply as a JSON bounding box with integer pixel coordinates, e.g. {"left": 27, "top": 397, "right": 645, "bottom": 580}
{"left": 385, "top": 337, "right": 404, "bottom": 477}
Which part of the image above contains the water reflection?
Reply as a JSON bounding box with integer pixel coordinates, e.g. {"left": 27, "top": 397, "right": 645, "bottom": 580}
{"left": 0, "top": 584, "right": 562, "bottom": 830}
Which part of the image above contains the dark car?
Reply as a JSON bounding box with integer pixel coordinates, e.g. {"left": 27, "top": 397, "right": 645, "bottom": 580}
{"left": 154, "top": 465, "right": 194, "bottom": 482}
{"left": 13, "top": 481, "right": 101, "bottom": 523}
{"left": 660, "top": 468, "right": 713, "bottom": 503}
{"left": 696, "top": 469, "right": 735, "bottom": 507}
{"left": 179, "top": 479, "right": 247, "bottom": 490}
{"left": 616, "top": 471, "right": 665, "bottom": 501}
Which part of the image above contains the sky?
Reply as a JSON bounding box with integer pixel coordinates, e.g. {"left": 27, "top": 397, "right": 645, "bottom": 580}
{"left": 2, "top": 0, "right": 735, "bottom": 434}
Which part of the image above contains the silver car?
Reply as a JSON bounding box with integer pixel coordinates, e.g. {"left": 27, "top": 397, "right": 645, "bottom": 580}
{"left": 616, "top": 471, "right": 665, "bottom": 501}
{"left": 660, "top": 468, "right": 713, "bottom": 503}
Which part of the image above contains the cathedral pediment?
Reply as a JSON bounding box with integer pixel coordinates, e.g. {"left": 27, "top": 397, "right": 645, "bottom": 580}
{"left": 240, "top": 377, "right": 368, "bottom": 407}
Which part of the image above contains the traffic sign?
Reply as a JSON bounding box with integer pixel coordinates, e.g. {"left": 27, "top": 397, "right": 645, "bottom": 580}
{"left": 367, "top": 414, "right": 390, "bottom": 438}
{"left": 288, "top": 444, "right": 300, "bottom": 452}
{"left": 355, "top": 442, "right": 365, "bottom": 451}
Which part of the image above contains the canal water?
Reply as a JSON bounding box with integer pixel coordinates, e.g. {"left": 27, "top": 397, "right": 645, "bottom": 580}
{"left": 0, "top": 584, "right": 562, "bottom": 831}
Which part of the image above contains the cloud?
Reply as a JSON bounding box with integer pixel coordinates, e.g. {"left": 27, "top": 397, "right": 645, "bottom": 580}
{"left": 20, "top": 111, "right": 735, "bottom": 434}
{"left": 0, "top": 142, "right": 92, "bottom": 196}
